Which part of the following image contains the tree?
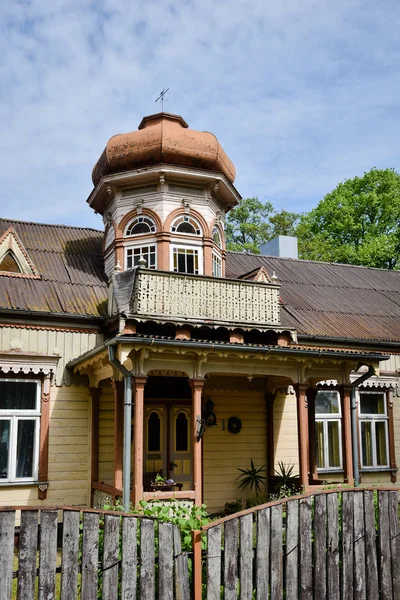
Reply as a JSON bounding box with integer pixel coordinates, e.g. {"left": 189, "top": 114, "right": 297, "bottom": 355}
{"left": 225, "top": 197, "right": 299, "bottom": 253}
{"left": 296, "top": 168, "right": 400, "bottom": 269}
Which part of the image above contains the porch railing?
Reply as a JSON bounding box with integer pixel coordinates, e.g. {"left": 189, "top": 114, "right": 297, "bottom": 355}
{"left": 132, "top": 268, "right": 282, "bottom": 328}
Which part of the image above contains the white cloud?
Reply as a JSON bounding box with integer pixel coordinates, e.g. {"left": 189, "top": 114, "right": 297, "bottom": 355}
{"left": 1, "top": 0, "right": 399, "bottom": 227}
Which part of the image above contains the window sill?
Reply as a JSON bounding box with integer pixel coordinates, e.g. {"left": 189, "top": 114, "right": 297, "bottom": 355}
{"left": 0, "top": 481, "right": 48, "bottom": 488}
{"left": 360, "top": 468, "right": 394, "bottom": 473}
{"left": 316, "top": 470, "right": 344, "bottom": 475}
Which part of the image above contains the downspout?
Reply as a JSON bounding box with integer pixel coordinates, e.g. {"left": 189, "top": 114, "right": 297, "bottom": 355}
{"left": 108, "top": 345, "right": 132, "bottom": 512}
{"left": 351, "top": 365, "right": 375, "bottom": 487}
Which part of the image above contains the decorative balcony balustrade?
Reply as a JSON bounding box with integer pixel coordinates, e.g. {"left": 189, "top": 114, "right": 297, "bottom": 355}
{"left": 131, "top": 269, "right": 281, "bottom": 328}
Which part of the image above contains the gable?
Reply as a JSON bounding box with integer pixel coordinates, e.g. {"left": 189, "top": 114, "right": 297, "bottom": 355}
{"left": 0, "top": 226, "right": 39, "bottom": 277}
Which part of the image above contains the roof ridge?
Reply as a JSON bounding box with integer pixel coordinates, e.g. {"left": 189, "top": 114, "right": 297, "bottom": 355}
{"left": 226, "top": 251, "right": 400, "bottom": 273}
{"left": 0, "top": 217, "right": 103, "bottom": 234}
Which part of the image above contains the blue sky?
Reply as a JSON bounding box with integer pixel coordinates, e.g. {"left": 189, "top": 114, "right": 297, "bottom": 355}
{"left": 1, "top": 0, "right": 400, "bottom": 230}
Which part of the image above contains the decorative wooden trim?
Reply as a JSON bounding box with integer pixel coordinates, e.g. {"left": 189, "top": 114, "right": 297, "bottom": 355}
{"left": 133, "top": 376, "right": 147, "bottom": 505}
{"left": 387, "top": 388, "right": 397, "bottom": 482}
{"left": 90, "top": 387, "right": 100, "bottom": 506}
{"left": 0, "top": 352, "right": 59, "bottom": 376}
{"left": 339, "top": 385, "right": 354, "bottom": 486}
{"left": 112, "top": 381, "right": 124, "bottom": 493}
{"left": 143, "top": 490, "right": 196, "bottom": 501}
{"left": 38, "top": 375, "right": 51, "bottom": 500}
{"left": 190, "top": 378, "right": 205, "bottom": 505}
{"left": 0, "top": 322, "right": 100, "bottom": 334}
{"left": 294, "top": 383, "right": 309, "bottom": 491}
{"left": 266, "top": 392, "right": 276, "bottom": 478}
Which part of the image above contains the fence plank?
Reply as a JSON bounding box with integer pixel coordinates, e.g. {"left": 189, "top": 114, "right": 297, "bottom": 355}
{"left": 173, "top": 524, "right": 190, "bottom": 600}
{"left": 256, "top": 508, "right": 270, "bottom": 600}
{"left": 285, "top": 499, "right": 299, "bottom": 600}
{"left": 270, "top": 503, "right": 283, "bottom": 600}
{"left": 313, "top": 495, "right": 326, "bottom": 600}
{"left": 354, "top": 491, "right": 366, "bottom": 600}
{"left": 224, "top": 518, "right": 239, "bottom": 600}
{"left": 81, "top": 511, "right": 99, "bottom": 600}
{"left": 38, "top": 510, "right": 58, "bottom": 600}
{"left": 121, "top": 516, "right": 137, "bottom": 600}
{"left": 207, "top": 525, "right": 222, "bottom": 600}
{"left": 388, "top": 490, "right": 400, "bottom": 599}
{"left": 379, "top": 491, "right": 393, "bottom": 600}
{"left": 141, "top": 519, "right": 155, "bottom": 600}
{"left": 299, "top": 497, "right": 312, "bottom": 600}
{"left": 363, "top": 491, "right": 378, "bottom": 600}
{"left": 0, "top": 511, "right": 15, "bottom": 600}
{"left": 342, "top": 492, "right": 354, "bottom": 599}
{"left": 239, "top": 515, "right": 253, "bottom": 600}
{"left": 102, "top": 514, "right": 120, "bottom": 600}
{"left": 18, "top": 510, "right": 39, "bottom": 600}
{"left": 327, "top": 493, "right": 339, "bottom": 600}
{"left": 61, "top": 510, "right": 80, "bottom": 600}
{"left": 159, "top": 522, "right": 174, "bottom": 600}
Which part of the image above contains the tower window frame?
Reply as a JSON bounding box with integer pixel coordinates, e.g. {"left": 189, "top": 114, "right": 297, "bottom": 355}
{"left": 125, "top": 216, "right": 156, "bottom": 237}
{"left": 171, "top": 215, "right": 202, "bottom": 236}
{"left": 125, "top": 244, "right": 157, "bottom": 269}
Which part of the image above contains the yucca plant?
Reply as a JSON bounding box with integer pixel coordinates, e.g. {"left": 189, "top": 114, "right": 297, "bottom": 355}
{"left": 236, "top": 460, "right": 267, "bottom": 495}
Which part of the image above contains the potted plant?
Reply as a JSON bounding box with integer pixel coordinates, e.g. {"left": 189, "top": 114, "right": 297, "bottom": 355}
{"left": 150, "top": 472, "right": 176, "bottom": 491}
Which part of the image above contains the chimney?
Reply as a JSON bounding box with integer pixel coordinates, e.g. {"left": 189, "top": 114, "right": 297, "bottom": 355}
{"left": 260, "top": 235, "right": 298, "bottom": 259}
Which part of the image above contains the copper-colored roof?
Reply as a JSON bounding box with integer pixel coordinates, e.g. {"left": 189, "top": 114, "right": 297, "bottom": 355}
{"left": 0, "top": 219, "right": 107, "bottom": 318}
{"left": 226, "top": 252, "right": 400, "bottom": 343}
{"left": 92, "top": 112, "right": 236, "bottom": 187}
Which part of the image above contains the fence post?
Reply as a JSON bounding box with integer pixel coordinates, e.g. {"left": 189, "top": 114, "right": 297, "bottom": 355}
{"left": 192, "top": 529, "right": 202, "bottom": 600}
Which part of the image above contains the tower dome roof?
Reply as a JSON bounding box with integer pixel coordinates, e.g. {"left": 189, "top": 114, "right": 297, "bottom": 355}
{"left": 92, "top": 112, "right": 236, "bottom": 186}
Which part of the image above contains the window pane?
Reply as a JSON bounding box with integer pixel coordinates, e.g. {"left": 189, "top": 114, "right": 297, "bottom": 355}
{"left": 375, "top": 422, "right": 388, "bottom": 466}
{"left": 315, "top": 421, "right": 324, "bottom": 468}
{"left": 187, "top": 253, "right": 194, "bottom": 274}
{"left": 177, "top": 252, "right": 186, "bottom": 273}
{"left": 0, "top": 420, "right": 10, "bottom": 479}
{"left": 361, "top": 421, "right": 373, "bottom": 466}
{"left": 360, "top": 393, "right": 385, "bottom": 415}
{"left": 0, "top": 381, "right": 37, "bottom": 410}
{"left": 327, "top": 421, "right": 341, "bottom": 467}
{"left": 315, "top": 391, "right": 340, "bottom": 414}
{"left": 176, "top": 412, "right": 189, "bottom": 452}
{"left": 177, "top": 222, "right": 196, "bottom": 234}
{"left": 16, "top": 420, "right": 36, "bottom": 478}
{"left": 148, "top": 412, "right": 161, "bottom": 452}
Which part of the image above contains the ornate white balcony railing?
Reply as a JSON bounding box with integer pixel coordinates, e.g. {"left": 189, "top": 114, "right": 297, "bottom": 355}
{"left": 131, "top": 269, "right": 281, "bottom": 328}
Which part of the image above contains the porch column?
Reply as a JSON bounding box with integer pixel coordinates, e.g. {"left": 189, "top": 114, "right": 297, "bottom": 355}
{"left": 112, "top": 381, "right": 124, "bottom": 493}
{"left": 306, "top": 387, "right": 318, "bottom": 483}
{"left": 190, "top": 379, "right": 205, "bottom": 505}
{"left": 89, "top": 387, "right": 100, "bottom": 506}
{"left": 133, "top": 376, "right": 147, "bottom": 506}
{"left": 339, "top": 385, "right": 354, "bottom": 486}
{"left": 294, "top": 383, "right": 309, "bottom": 491}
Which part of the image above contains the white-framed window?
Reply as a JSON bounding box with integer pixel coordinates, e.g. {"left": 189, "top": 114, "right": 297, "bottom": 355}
{"left": 0, "top": 379, "right": 41, "bottom": 482}
{"left": 212, "top": 226, "right": 222, "bottom": 249}
{"left": 125, "top": 216, "right": 156, "bottom": 236}
{"left": 315, "top": 390, "right": 342, "bottom": 471}
{"left": 359, "top": 391, "right": 389, "bottom": 468}
{"left": 171, "top": 215, "right": 202, "bottom": 236}
{"left": 126, "top": 245, "right": 156, "bottom": 269}
{"left": 212, "top": 251, "right": 222, "bottom": 277}
{"left": 172, "top": 246, "right": 200, "bottom": 275}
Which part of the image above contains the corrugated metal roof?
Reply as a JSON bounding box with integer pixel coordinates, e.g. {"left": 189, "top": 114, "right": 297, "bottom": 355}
{"left": 226, "top": 252, "right": 400, "bottom": 343}
{"left": 0, "top": 219, "right": 107, "bottom": 317}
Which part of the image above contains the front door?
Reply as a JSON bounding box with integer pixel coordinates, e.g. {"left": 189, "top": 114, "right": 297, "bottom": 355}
{"left": 143, "top": 404, "right": 192, "bottom": 490}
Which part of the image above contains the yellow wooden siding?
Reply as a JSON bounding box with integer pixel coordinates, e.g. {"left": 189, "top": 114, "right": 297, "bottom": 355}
{"left": 0, "top": 385, "right": 90, "bottom": 508}
{"left": 203, "top": 390, "right": 267, "bottom": 513}
{"left": 273, "top": 392, "right": 299, "bottom": 474}
{"left": 98, "top": 387, "right": 114, "bottom": 486}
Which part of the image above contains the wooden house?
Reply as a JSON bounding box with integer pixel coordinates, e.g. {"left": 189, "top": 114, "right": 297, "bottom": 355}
{"left": 0, "top": 112, "right": 399, "bottom": 514}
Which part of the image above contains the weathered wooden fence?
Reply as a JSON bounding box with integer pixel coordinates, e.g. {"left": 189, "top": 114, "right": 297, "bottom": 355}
{"left": 194, "top": 488, "right": 400, "bottom": 600}
{"left": 0, "top": 506, "right": 190, "bottom": 600}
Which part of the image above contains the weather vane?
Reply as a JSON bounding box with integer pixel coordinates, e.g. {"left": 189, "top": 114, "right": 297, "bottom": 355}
{"left": 155, "top": 88, "right": 169, "bottom": 111}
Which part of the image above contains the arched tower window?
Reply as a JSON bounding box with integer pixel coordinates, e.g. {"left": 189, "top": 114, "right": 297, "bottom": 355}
{"left": 212, "top": 226, "right": 222, "bottom": 248}
{"left": 125, "top": 216, "right": 156, "bottom": 236}
{"left": 171, "top": 215, "right": 202, "bottom": 236}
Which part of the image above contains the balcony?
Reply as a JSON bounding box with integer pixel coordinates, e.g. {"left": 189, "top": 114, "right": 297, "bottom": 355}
{"left": 130, "top": 268, "right": 282, "bottom": 329}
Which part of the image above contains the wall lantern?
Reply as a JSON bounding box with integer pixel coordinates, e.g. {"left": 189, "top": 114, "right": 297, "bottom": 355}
{"left": 204, "top": 399, "right": 217, "bottom": 427}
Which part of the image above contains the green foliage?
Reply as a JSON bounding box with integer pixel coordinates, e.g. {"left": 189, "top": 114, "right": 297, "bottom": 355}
{"left": 221, "top": 498, "right": 244, "bottom": 516}
{"left": 225, "top": 197, "right": 299, "bottom": 253}
{"left": 236, "top": 459, "right": 267, "bottom": 495}
{"left": 296, "top": 168, "right": 400, "bottom": 269}
{"left": 272, "top": 461, "right": 300, "bottom": 497}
